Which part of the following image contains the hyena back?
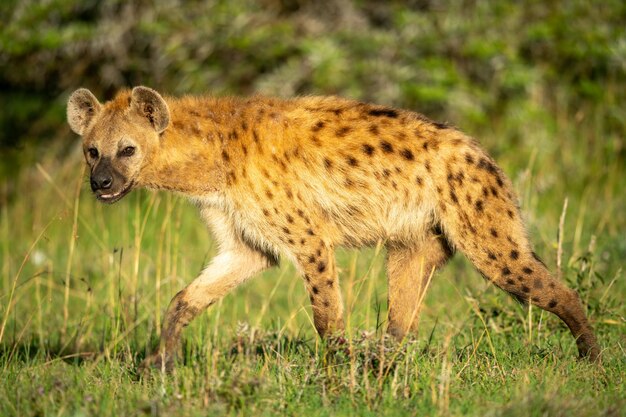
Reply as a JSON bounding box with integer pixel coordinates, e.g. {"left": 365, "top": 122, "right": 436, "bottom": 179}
{"left": 67, "top": 86, "right": 600, "bottom": 370}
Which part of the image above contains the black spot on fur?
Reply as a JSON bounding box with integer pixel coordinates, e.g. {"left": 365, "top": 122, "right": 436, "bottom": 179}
{"left": 362, "top": 143, "right": 375, "bottom": 156}
{"left": 432, "top": 121, "right": 448, "bottom": 130}
{"left": 221, "top": 150, "right": 230, "bottom": 162}
{"left": 380, "top": 140, "right": 394, "bottom": 153}
{"left": 465, "top": 153, "right": 475, "bottom": 164}
{"left": 548, "top": 300, "right": 558, "bottom": 308}
{"left": 475, "top": 200, "right": 484, "bottom": 212}
{"left": 422, "top": 140, "right": 437, "bottom": 151}
{"left": 510, "top": 250, "right": 519, "bottom": 260}
{"left": 317, "top": 262, "right": 326, "bottom": 273}
{"left": 312, "top": 121, "right": 325, "bottom": 132}
{"left": 369, "top": 108, "right": 398, "bottom": 118}
{"left": 400, "top": 148, "right": 414, "bottom": 161}
{"left": 521, "top": 285, "right": 530, "bottom": 293}
{"left": 324, "top": 158, "right": 333, "bottom": 170}
{"left": 307, "top": 229, "right": 315, "bottom": 236}
{"left": 368, "top": 124, "right": 379, "bottom": 135}
{"left": 490, "top": 228, "right": 498, "bottom": 238}
{"left": 477, "top": 158, "right": 497, "bottom": 175}
{"left": 282, "top": 227, "right": 291, "bottom": 235}
{"left": 425, "top": 160, "right": 431, "bottom": 172}
{"left": 488, "top": 251, "right": 497, "bottom": 260}
{"left": 312, "top": 286, "right": 319, "bottom": 294}
{"left": 336, "top": 126, "right": 352, "bottom": 137}
{"left": 502, "top": 267, "right": 511, "bottom": 276}
{"left": 416, "top": 176, "right": 423, "bottom": 186}
{"left": 506, "top": 278, "right": 515, "bottom": 285}
{"left": 523, "top": 267, "right": 533, "bottom": 274}
{"left": 326, "top": 280, "right": 334, "bottom": 287}
{"left": 346, "top": 156, "right": 359, "bottom": 167}
{"left": 507, "top": 210, "right": 514, "bottom": 219}
{"left": 286, "top": 214, "right": 294, "bottom": 223}
{"left": 262, "top": 208, "right": 270, "bottom": 217}
{"left": 310, "top": 135, "right": 321, "bottom": 146}
{"left": 449, "top": 190, "right": 458, "bottom": 204}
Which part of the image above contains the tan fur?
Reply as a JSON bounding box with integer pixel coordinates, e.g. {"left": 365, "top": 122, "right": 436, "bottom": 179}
{"left": 67, "top": 86, "right": 600, "bottom": 370}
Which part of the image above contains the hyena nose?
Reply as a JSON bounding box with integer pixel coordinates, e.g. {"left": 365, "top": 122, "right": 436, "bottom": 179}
{"left": 91, "top": 174, "right": 113, "bottom": 191}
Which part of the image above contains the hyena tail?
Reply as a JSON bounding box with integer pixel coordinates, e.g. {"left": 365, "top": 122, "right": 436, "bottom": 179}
{"left": 436, "top": 149, "right": 599, "bottom": 361}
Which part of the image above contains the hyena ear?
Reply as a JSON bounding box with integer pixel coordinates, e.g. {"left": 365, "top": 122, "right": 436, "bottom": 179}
{"left": 67, "top": 88, "right": 102, "bottom": 135}
{"left": 130, "top": 86, "right": 170, "bottom": 133}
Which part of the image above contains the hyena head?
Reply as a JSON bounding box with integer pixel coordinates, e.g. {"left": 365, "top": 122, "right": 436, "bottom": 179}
{"left": 67, "top": 86, "right": 169, "bottom": 203}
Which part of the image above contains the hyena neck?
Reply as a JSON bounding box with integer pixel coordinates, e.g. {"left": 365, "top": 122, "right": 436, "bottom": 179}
{"left": 139, "top": 97, "right": 232, "bottom": 198}
{"left": 139, "top": 95, "right": 287, "bottom": 201}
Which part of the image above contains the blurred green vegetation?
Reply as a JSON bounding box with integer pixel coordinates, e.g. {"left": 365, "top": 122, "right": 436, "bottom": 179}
{"left": 1, "top": 0, "right": 624, "bottom": 173}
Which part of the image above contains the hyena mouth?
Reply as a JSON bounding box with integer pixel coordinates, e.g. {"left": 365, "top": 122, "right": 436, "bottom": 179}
{"left": 96, "top": 180, "right": 134, "bottom": 204}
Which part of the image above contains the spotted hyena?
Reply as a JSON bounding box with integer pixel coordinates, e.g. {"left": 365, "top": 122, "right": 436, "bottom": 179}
{"left": 67, "top": 86, "right": 600, "bottom": 370}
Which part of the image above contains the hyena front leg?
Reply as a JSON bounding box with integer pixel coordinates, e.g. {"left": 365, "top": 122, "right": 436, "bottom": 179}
{"left": 140, "top": 247, "right": 274, "bottom": 371}
{"left": 293, "top": 242, "right": 344, "bottom": 337}
{"left": 140, "top": 210, "right": 277, "bottom": 372}
{"left": 386, "top": 227, "right": 454, "bottom": 340}
{"left": 141, "top": 248, "right": 274, "bottom": 371}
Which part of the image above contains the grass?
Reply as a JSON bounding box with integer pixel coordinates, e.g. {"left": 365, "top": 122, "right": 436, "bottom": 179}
{"left": 1, "top": 107, "right": 625, "bottom": 416}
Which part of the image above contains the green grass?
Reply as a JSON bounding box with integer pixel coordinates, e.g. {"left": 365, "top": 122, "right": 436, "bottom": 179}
{"left": 1, "top": 119, "right": 625, "bottom": 416}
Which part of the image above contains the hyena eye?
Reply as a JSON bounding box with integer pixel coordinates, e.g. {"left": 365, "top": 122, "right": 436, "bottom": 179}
{"left": 120, "top": 146, "right": 136, "bottom": 157}
{"left": 88, "top": 148, "right": 98, "bottom": 159}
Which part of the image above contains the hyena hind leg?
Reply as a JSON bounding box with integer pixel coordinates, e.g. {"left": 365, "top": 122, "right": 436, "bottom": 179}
{"left": 456, "top": 237, "right": 600, "bottom": 360}
{"left": 436, "top": 146, "right": 600, "bottom": 360}
{"left": 497, "top": 254, "right": 600, "bottom": 360}
{"left": 386, "top": 227, "right": 454, "bottom": 340}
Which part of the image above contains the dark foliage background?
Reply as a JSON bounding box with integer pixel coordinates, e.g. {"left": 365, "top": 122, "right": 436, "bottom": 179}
{"left": 1, "top": 0, "right": 624, "bottom": 174}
